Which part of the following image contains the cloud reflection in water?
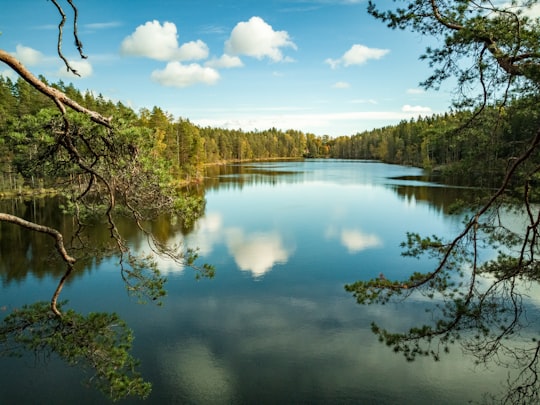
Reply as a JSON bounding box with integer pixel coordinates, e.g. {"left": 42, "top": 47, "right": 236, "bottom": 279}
{"left": 225, "top": 228, "right": 292, "bottom": 277}
{"left": 159, "top": 340, "right": 236, "bottom": 404}
{"left": 340, "top": 229, "right": 383, "bottom": 253}
{"left": 326, "top": 225, "right": 383, "bottom": 254}
{"left": 184, "top": 212, "right": 293, "bottom": 278}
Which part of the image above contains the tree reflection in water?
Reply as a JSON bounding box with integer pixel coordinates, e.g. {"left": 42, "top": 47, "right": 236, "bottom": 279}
{"left": 0, "top": 197, "right": 213, "bottom": 402}
{"left": 346, "top": 204, "right": 540, "bottom": 404}
{"left": 0, "top": 300, "right": 151, "bottom": 401}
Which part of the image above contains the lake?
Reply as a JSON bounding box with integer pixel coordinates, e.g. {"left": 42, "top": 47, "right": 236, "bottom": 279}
{"left": 0, "top": 159, "right": 526, "bottom": 403}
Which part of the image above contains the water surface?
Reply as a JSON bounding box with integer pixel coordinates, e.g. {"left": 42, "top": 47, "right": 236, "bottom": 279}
{"left": 0, "top": 160, "right": 515, "bottom": 404}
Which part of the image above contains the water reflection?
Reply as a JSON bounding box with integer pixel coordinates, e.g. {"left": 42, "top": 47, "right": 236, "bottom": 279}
{"left": 225, "top": 229, "right": 292, "bottom": 277}
{"left": 187, "top": 212, "right": 224, "bottom": 256}
{"left": 2, "top": 159, "right": 526, "bottom": 404}
{"left": 0, "top": 197, "right": 75, "bottom": 282}
{"left": 0, "top": 161, "right": 470, "bottom": 284}
{"left": 325, "top": 225, "right": 384, "bottom": 254}
{"left": 186, "top": 212, "right": 293, "bottom": 278}
{"left": 340, "top": 229, "right": 383, "bottom": 253}
{"left": 391, "top": 183, "right": 484, "bottom": 215}
{"left": 142, "top": 289, "right": 505, "bottom": 404}
{"left": 204, "top": 161, "right": 305, "bottom": 191}
{"left": 159, "top": 340, "right": 236, "bottom": 404}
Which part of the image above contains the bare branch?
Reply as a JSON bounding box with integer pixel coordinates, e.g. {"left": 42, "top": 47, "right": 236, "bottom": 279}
{"left": 49, "top": 0, "right": 80, "bottom": 76}
{"left": 0, "top": 50, "right": 111, "bottom": 127}
{"left": 431, "top": 0, "right": 539, "bottom": 79}
{"left": 0, "top": 213, "right": 76, "bottom": 264}
{"left": 67, "top": 0, "right": 87, "bottom": 59}
{"left": 50, "top": 266, "right": 75, "bottom": 317}
{"left": 429, "top": 0, "right": 463, "bottom": 31}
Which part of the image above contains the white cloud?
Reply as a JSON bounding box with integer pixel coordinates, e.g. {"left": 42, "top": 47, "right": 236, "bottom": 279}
{"left": 121, "top": 20, "right": 179, "bottom": 60}
{"left": 343, "top": 45, "right": 389, "bottom": 66}
{"left": 151, "top": 62, "right": 220, "bottom": 87}
{"left": 57, "top": 60, "right": 93, "bottom": 78}
{"left": 494, "top": 1, "right": 540, "bottom": 18}
{"left": 522, "top": 2, "right": 540, "bottom": 17}
{"left": 12, "top": 44, "right": 44, "bottom": 66}
{"left": 192, "top": 110, "right": 434, "bottom": 134}
{"left": 325, "top": 58, "right": 340, "bottom": 69}
{"left": 326, "top": 44, "right": 389, "bottom": 68}
{"left": 84, "top": 21, "right": 122, "bottom": 30}
{"left": 225, "top": 16, "right": 297, "bottom": 62}
{"left": 121, "top": 20, "right": 209, "bottom": 62}
{"left": 333, "top": 81, "right": 351, "bottom": 89}
{"left": 178, "top": 40, "right": 209, "bottom": 61}
{"left": 199, "top": 24, "right": 228, "bottom": 35}
{"left": 10, "top": 44, "right": 92, "bottom": 79}
{"left": 205, "top": 54, "right": 244, "bottom": 69}
{"left": 402, "top": 104, "right": 432, "bottom": 113}
{"left": 406, "top": 88, "right": 425, "bottom": 95}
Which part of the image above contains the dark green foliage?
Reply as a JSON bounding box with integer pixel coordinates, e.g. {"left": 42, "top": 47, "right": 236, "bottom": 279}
{"left": 173, "top": 193, "right": 206, "bottom": 229}
{"left": 0, "top": 301, "right": 151, "bottom": 402}
{"left": 121, "top": 252, "right": 168, "bottom": 305}
{"left": 0, "top": 73, "right": 216, "bottom": 400}
{"left": 0, "top": 77, "right": 321, "bottom": 194}
{"left": 185, "top": 247, "right": 216, "bottom": 280}
{"left": 6, "top": 75, "right": 539, "bottom": 195}
{"left": 329, "top": 100, "right": 540, "bottom": 189}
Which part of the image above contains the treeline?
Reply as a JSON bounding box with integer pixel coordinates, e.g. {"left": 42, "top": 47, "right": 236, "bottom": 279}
{"left": 1, "top": 75, "right": 539, "bottom": 192}
{"left": 0, "top": 76, "right": 325, "bottom": 192}
{"left": 328, "top": 97, "right": 540, "bottom": 185}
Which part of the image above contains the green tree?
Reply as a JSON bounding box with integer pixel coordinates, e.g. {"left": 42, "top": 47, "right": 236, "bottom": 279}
{"left": 13, "top": 76, "right": 53, "bottom": 117}
{"left": 346, "top": 2, "right": 540, "bottom": 403}
{"left": 0, "top": 1, "right": 212, "bottom": 401}
{"left": 174, "top": 119, "right": 204, "bottom": 179}
{"left": 0, "top": 301, "right": 151, "bottom": 401}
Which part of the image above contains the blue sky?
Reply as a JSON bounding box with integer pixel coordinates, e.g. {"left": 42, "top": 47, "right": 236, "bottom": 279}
{"left": 1, "top": 0, "right": 458, "bottom": 136}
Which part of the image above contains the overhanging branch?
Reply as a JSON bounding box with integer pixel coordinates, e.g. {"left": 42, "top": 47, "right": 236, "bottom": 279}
{"left": 0, "top": 213, "right": 75, "bottom": 264}
{"left": 0, "top": 50, "right": 111, "bottom": 127}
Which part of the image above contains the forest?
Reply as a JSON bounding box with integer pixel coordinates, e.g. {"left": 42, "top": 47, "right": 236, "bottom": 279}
{"left": 2, "top": 1, "right": 540, "bottom": 402}
{"left": 0, "top": 75, "right": 316, "bottom": 195}
{"left": 2, "top": 73, "right": 540, "bottom": 195}
{"left": 330, "top": 97, "right": 540, "bottom": 186}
